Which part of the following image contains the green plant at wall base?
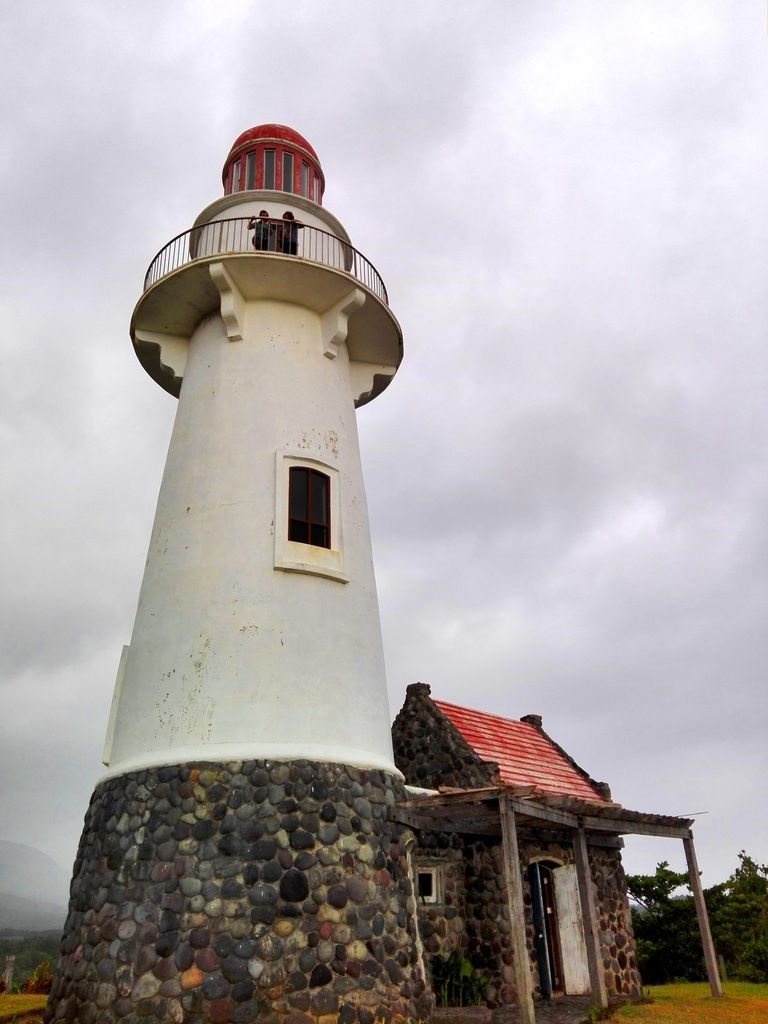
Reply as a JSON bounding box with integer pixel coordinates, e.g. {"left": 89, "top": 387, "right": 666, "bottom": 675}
{"left": 582, "top": 1006, "right": 613, "bottom": 1023}
{"left": 430, "top": 949, "right": 489, "bottom": 1007}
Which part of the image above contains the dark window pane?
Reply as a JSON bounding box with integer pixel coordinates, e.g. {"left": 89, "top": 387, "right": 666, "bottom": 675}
{"left": 418, "top": 872, "right": 434, "bottom": 899}
{"left": 264, "top": 149, "right": 275, "bottom": 189}
{"left": 310, "top": 524, "right": 328, "bottom": 548}
{"left": 289, "top": 467, "right": 308, "bottom": 519}
{"left": 310, "top": 471, "right": 328, "bottom": 525}
{"left": 288, "top": 466, "right": 330, "bottom": 549}
{"left": 301, "top": 161, "right": 309, "bottom": 197}
{"left": 282, "top": 152, "right": 294, "bottom": 192}
{"left": 289, "top": 519, "right": 308, "bottom": 544}
{"left": 245, "top": 152, "right": 256, "bottom": 190}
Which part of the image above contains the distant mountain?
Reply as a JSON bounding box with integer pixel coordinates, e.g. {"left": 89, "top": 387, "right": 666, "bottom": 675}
{"left": 0, "top": 841, "right": 68, "bottom": 931}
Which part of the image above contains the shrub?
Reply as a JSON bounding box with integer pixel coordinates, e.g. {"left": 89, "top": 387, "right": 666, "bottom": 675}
{"left": 430, "top": 949, "right": 488, "bottom": 1007}
{"left": 21, "top": 959, "right": 53, "bottom": 995}
{"left": 737, "top": 938, "right": 768, "bottom": 983}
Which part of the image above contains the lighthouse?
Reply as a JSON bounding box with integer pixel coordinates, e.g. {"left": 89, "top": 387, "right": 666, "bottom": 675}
{"left": 47, "top": 126, "right": 428, "bottom": 1024}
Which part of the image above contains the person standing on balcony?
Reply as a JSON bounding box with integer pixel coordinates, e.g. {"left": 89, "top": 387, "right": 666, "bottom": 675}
{"left": 248, "top": 210, "right": 274, "bottom": 251}
{"left": 281, "top": 210, "right": 302, "bottom": 255}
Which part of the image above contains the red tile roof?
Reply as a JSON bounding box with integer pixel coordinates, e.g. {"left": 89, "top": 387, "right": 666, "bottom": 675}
{"left": 433, "top": 699, "right": 605, "bottom": 802}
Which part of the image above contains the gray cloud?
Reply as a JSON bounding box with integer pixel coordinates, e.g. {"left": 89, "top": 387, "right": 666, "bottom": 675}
{"left": 1, "top": 0, "right": 765, "bottom": 894}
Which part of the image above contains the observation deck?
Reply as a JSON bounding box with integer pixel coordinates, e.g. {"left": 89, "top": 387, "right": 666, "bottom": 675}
{"left": 130, "top": 214, "right": 402, "bottom": 406}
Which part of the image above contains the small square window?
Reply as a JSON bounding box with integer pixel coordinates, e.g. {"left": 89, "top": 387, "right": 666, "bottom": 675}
{"left": 417, "top": 866, "right": 441, "bottom": 904}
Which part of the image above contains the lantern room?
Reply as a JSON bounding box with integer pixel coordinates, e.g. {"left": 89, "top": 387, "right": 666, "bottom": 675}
{"left": 222, "top": 123, "right": 325, "bottom": 204}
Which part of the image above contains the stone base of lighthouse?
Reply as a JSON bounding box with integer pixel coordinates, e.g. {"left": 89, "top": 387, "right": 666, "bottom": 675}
{"left": 46, "top": 761, "right": 432, "bottom": 1024}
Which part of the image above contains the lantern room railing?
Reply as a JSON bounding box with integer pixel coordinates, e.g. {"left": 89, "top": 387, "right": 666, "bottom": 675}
{"left": 143, "top": 217, "right": 388, "bottom": 304}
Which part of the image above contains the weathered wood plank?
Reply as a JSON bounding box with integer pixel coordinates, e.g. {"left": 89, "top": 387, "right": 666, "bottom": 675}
{"left": 498, "top": 797, "right": 536, "bottom": 1024}
{"left": 390, "top": 808, "right": 500, "bottom": 836}
{"left": 573, "top": 829, "right": 608, "bottom": 1010}
{"left": 683, "top": 835, "right": 723, "bottom": 998}
{"left": 509, "top": 799, "right": 579, "bottom": 829}
{"left": 579, "top": 816, "right": 690, "bottom": 838}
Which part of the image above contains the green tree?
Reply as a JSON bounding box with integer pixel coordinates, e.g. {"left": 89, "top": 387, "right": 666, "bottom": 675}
{"left": 627, "top": 852, "right": 768, "bottom": 985}
{"left": 627, "top": 862, "right": 703, "bottom": 983}
{"left": 710, "top": 851, "right": 768, "bottom": 981}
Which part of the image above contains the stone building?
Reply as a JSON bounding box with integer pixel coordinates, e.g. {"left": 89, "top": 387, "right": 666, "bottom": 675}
{"left": 390, "top": 683, "right": 721, "bottom": 1023}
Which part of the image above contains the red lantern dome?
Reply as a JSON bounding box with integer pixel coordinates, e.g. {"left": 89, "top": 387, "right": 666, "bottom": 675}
{"left": 222, "top": 123, "right": 325, "bottom": 204}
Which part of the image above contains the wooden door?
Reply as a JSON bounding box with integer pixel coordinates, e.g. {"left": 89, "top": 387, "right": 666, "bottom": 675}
{"left": 553, "top": 864, "right": 591, "bottom": 994}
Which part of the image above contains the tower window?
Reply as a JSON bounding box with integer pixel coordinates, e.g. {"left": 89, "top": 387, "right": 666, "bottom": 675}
{"left": 289, "top": 467, "right": 330, "bottom": 548}
{"left": 275, "top": 454, "right": 345, "bottom": 581}
{"left": 264, "top": 149, "right": 275, "bottom": 189}
{"left": 282, "top": 152, "right": 294, "bottom": 192}
{"left": 301, "top": 161, "right": 310, "bottom": 198}
{"left": 231, "top": 160, "right": 241, "bottom": 192}
{"left": 245, "top": 152, "right": 256, "bottom": 190}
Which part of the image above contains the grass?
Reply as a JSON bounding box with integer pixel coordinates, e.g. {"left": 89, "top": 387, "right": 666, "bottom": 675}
{"left": 613, "top": 981, "right": 768, "bottom": 1023}
{"left": 3, "top": 984, "right": 768, "bottom": 1024}
{"left": 0, "top": 994, "right": 47, "bottom": 1023}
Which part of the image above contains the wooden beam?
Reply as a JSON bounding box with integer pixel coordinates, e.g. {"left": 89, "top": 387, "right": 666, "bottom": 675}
{"left": 408, "top": 805, "right": 500, "bottom": 824}
{"left": 398, "top": 797, "right": 498, "bottom": 813}
{"left": 435, "top": 786, "right": 504, "bottom": 798}
{"left": 390, "top": 807, "right": 501, "bottom": 837}
{"left": 580, "top": 815, "right": 691, "bottom": 839}
{"left": 509, "top": 798, "right": 579, "bottom": 829}
{"left": 498, "top": 797, "right": 536, "bottom": 1024}
{"left": 520, "top": 830, "right": 623, "bottom": 850}
{"left": 573, "top": 829, "right": 608, "bottom": 1010}
{"left": 683, "top": 835, "right": 723, "bottom": 998}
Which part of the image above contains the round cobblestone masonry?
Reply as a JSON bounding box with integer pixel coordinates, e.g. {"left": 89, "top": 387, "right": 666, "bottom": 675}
{"left": 45, "top": 759, "right": 432, "bottom": 1024}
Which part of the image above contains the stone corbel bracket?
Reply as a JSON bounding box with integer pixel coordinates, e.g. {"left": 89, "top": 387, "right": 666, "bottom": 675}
{"left": 321, "top": 288, "right": 365, "bottom": 359}
{"left": 133, "top": 329, "right": 189, "bottom": 387}
{"left": 210, "top": 261, "right": 245, "bottom": 342}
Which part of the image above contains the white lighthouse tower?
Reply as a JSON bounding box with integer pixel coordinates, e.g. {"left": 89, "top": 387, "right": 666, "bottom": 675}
{"left": 47, "top": 126, "right": 427, "bottom": 1024}
{"left": 104, "top": 123, "right": 401, "bottom": 778}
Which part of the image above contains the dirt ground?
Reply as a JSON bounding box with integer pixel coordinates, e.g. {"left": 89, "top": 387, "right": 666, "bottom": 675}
{"left": 434, "top": 995, "right": 597, "bottom": 1024}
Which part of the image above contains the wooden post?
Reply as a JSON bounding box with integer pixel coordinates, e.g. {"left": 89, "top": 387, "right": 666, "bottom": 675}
{"left": 573, "top": 829, "right": 608, "bottom": 1010}
{"left": 683, "top": 834, "right": 723, "bottom": 997}
{"left": 498, "top": 797, "right": 536, "bottom": 1024}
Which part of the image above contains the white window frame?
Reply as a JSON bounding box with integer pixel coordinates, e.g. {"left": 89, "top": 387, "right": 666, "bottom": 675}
{"left": 274, "top": 451, "right": 346, "bottom": 582}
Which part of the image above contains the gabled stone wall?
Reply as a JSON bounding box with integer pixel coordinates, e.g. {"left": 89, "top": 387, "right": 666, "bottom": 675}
{"left": 392, "top": 684, "right": 499, "bottom": 790}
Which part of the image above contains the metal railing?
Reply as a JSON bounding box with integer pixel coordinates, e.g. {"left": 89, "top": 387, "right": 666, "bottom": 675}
{"left": 143, "top": 217, "right": 388, "bottom": 304}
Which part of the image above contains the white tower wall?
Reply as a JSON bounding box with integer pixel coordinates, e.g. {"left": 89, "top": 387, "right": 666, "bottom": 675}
{"left": 106, "top": 296, "right": 396, "bottom": 776}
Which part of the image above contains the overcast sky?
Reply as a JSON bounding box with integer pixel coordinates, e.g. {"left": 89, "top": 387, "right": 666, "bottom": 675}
{"left": 1, "top": 1, "right": 766, "bottom": 902}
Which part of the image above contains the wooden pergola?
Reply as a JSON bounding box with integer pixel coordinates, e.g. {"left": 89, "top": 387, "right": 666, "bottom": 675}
{"left": 394, "top": 786, "right": 721, "bottom": 1024}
